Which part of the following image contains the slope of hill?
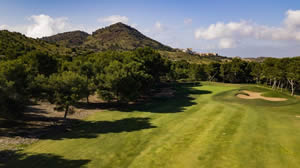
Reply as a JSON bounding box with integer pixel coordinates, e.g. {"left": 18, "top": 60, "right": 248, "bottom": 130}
{"left": 83, "top": 22, "right": 173, "bottom": 51}
{"left": 242, "top": 57, "right": 269, "bottom": 62}
{"left": 41, "top": 22, "right": 173, "bottom": 52}
{"left": 159, "top": 51, "right": 232, "bottom": 64}
{"left": 0, "top": 30, "right": 71, "bottom": 58}
{"left": 1, "top": 23, "right": 231, "bottom": 63}
{"left": 41, "top": 31, "right": 90, "bottom": 48}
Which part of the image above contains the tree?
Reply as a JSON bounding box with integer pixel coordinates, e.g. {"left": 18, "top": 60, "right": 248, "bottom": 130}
{"left": 0, "top": 59, "right": 29, "bottom": 117}
{"left": 286, "top": 58, "right": 300, "bottom": 96}
{"left": 205, "top": 63, "right": 221, "bottom": 82}
{"left": 21, "top": 51, "right": 58, "bottom": 77}
{"left": 96, "top": 60, "right": 151, "bottom": 103}
{"left": 79, "top": 62, "right": 95, "bottom": 104}
{"left": 250, "top": 62, "right": 263, "bottom": 84}
{"left": 188, "top": 64, "right": 206, "bottom": 81}
{"left": 169, "top": 60, "right": 190, "bottom": 80}
{"left": 220, "top": 63, "right": 231, "bottom": 83}
{"left": 134, "top": 47, "right": 167, "bottom": 82}
{"left": 47, "top": 71, "right": 86, "bottom": 119}
{"left": 262, "top": 58, "right": 278, "bottom": 88}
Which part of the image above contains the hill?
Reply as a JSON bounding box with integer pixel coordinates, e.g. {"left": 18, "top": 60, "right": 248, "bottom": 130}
{"left": 159, "top": 50, "right": 232, "bottom": 64}
{"left": 242, "top": 57, "right": 269, "bottom": 62}
{"left": 41, "top": 31, "right": 90, "bottom": 48}
{"left": 1, "top": 23, "right": 230, "bottom": 63}
{"left": 0, "top": 30, "right": 72, "bottom": 59}
{"left": 41, "top": 22, "right": 173, "bottom": 52}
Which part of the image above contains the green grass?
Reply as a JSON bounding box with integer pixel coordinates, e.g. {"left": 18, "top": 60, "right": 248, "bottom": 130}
{"left": 2, "top": 83, "right": 300, "bottom": 168}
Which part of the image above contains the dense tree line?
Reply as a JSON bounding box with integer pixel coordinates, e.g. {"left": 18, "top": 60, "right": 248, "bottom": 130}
{"left": 169, "top": 57, "right": 300, "bottom": 96}
{"left": 0, "top": 48, "right": 168, "bottom": 119}
{"left": 1, "top": 47, "right": 300, "bottom": 119}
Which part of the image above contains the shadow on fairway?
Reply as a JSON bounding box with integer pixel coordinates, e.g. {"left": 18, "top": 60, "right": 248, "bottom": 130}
{"left": 47, "top": 117, "right": 156, "bottom": 140}
{"left": 0, "top": 150, "right": 90, "bottom": 168}
{"left": 0, "top": 83, "right": 209, "bottom": 140}
{"left": 130, "top": 88, "right": 211, "bottom": 113}
{"left": 75, "top": 82, "right": 212, "bottom": 113}
{"left": 1, "top": 117, "right": 156, "bottom": 140}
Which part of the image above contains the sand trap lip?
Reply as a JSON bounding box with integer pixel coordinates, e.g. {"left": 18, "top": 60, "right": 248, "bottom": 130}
{"left": 236, "top": 90, "right": 287, "bottom": 102}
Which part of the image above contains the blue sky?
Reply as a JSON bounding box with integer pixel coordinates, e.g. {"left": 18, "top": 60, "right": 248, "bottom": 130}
{"left": 1, "top": 0, "right": 300, "bottom": 57}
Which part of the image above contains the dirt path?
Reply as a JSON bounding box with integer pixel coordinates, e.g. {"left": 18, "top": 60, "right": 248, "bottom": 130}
{"left": 237, "top": 90, "right": 287, "bottom": 102}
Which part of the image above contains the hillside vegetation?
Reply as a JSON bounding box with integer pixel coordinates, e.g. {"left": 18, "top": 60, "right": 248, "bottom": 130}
{"left": 41, "top": 31, "right": 90, "bottom": 48}
{"left": 159, "top": 50, "right": 231, "bottom": 64}
{"left": 41, "top": 22, "right": 173, "bottom": 53}
{"left": 0, "top": 30, "right": 72, "bottom": 59}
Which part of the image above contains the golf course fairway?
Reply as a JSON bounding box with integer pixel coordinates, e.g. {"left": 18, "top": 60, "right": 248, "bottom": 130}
{"left": 2, "top": 82, "right": 300, "bottom": 168}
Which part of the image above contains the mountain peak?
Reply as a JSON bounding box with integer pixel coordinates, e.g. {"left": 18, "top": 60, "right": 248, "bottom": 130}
{"left": 86, "top": 23, "right": 173, "bottom": 51}
{"left": 41, "top": 22, "right": 173, "bottom": 51}
{"left": 92, "top": 22, "right": 136, "bottom": 36}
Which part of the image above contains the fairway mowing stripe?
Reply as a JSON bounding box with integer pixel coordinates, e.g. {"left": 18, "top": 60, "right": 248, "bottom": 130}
{"left": 101, "top": 97, "right": 213, "bottom": 167}
{"left": 170, "top": 104, "right": 229, "bottom": 168}
{"left": 195, "top": 106, "right": 246, "bottom": 168}
{"left": 128, "top": 103, "right": 224, "bottom": 168}
{"left": 231, "top": 106, "right": 269, "bottom": 168}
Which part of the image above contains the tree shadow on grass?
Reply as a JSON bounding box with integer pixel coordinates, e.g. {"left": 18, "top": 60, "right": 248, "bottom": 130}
{"left": 0, "top": 150, "right": 90, "bottom": 168}
{"left": 125, "top": 88, "right": 211, "bottom": 113}
{"left": 0, "top": 117, "right": 156, "bottom": 140}
{"left": 0, "top": 107, "right": 67, "bottom": 139}
{"left": 0, "top": 82, "right": 208, "bottom": 140}
{"left": 75, "top": 82, "right": 212, "bottom": 113}
{"left": 43, "top": 117, "right": 156, "bottom": 140}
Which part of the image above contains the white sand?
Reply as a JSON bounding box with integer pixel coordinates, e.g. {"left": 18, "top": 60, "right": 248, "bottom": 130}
{"left": 237, "top": 90, "right": 287, "bottom": 102}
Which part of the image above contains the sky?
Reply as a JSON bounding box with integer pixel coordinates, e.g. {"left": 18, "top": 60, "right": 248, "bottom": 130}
{"left": 1, "top": 0, "right": 300, "bottom": 57}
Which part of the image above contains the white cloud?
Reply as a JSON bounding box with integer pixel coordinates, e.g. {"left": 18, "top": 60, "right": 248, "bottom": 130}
{"left": 284, "top": 10, "right": 300, "bottom": 29}
{"left": 155, "top": 21, "right": 163, "bottom": 30}
{"left": 98, "top": 15, "right": 129, "bottom": 25}
{"left": 0, "top": 25, "right": 9, "bottom": 30}
{"left": 154, "top": 21, "right": 168, "bottom": 32}
{"left": 0, "top": 24, "right": 27, "bottom": 34}
{"left": 195, "top": 10, "right": 300, "bottom": 48}
{"left": 184, "top": 18, "right": 193, "bottom": 24}
{"left": 130, "top": 23, "right": 138, "bottom": 28}
{"left": 219, "top": 38, "right": 236, "bottom": 48}
{"left": 1, "top": 14, "right": 74, "bottom": 38}
{"left": 26, "top": 14, "right": 72, "bottom": 38}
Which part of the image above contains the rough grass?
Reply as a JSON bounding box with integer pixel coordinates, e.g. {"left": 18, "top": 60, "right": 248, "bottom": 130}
{"left": 2, "top": 83, "right": 300, "bottom": 168}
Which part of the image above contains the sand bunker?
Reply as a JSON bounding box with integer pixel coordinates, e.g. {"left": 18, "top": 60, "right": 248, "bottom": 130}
{"left": 296, "top": 116, "right": 300, "bottom": 118}
{"left": 236, "top": 90, "right": 287, "bottom": 102}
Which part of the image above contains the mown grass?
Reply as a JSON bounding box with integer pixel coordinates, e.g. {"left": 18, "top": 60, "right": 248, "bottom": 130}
{"left": 2, "top": 83, "right": 300, "bottom": 168}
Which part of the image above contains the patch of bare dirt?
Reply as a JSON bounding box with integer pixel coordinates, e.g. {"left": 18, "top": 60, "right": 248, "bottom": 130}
{"left": 0, "top": 86, "right": 177, "bottom": 151}
{"left": 236, "top": 90, "right": 287, "bottom": 102}
{"left": 296, "top": 116, "right": 300, "bottom": 118}
{"left": 0, "top": 96, "right": 102, "bottom": 151}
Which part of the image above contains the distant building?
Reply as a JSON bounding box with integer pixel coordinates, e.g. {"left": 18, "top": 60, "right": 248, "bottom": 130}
{"left": 198, "top": 52, "right": 219, "bottom": 57}
{"left": 181, "top": 48, "right": 196, "bottom": 55}
{"left": 180, "top": 48, "right": 219, "bottom": 56}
